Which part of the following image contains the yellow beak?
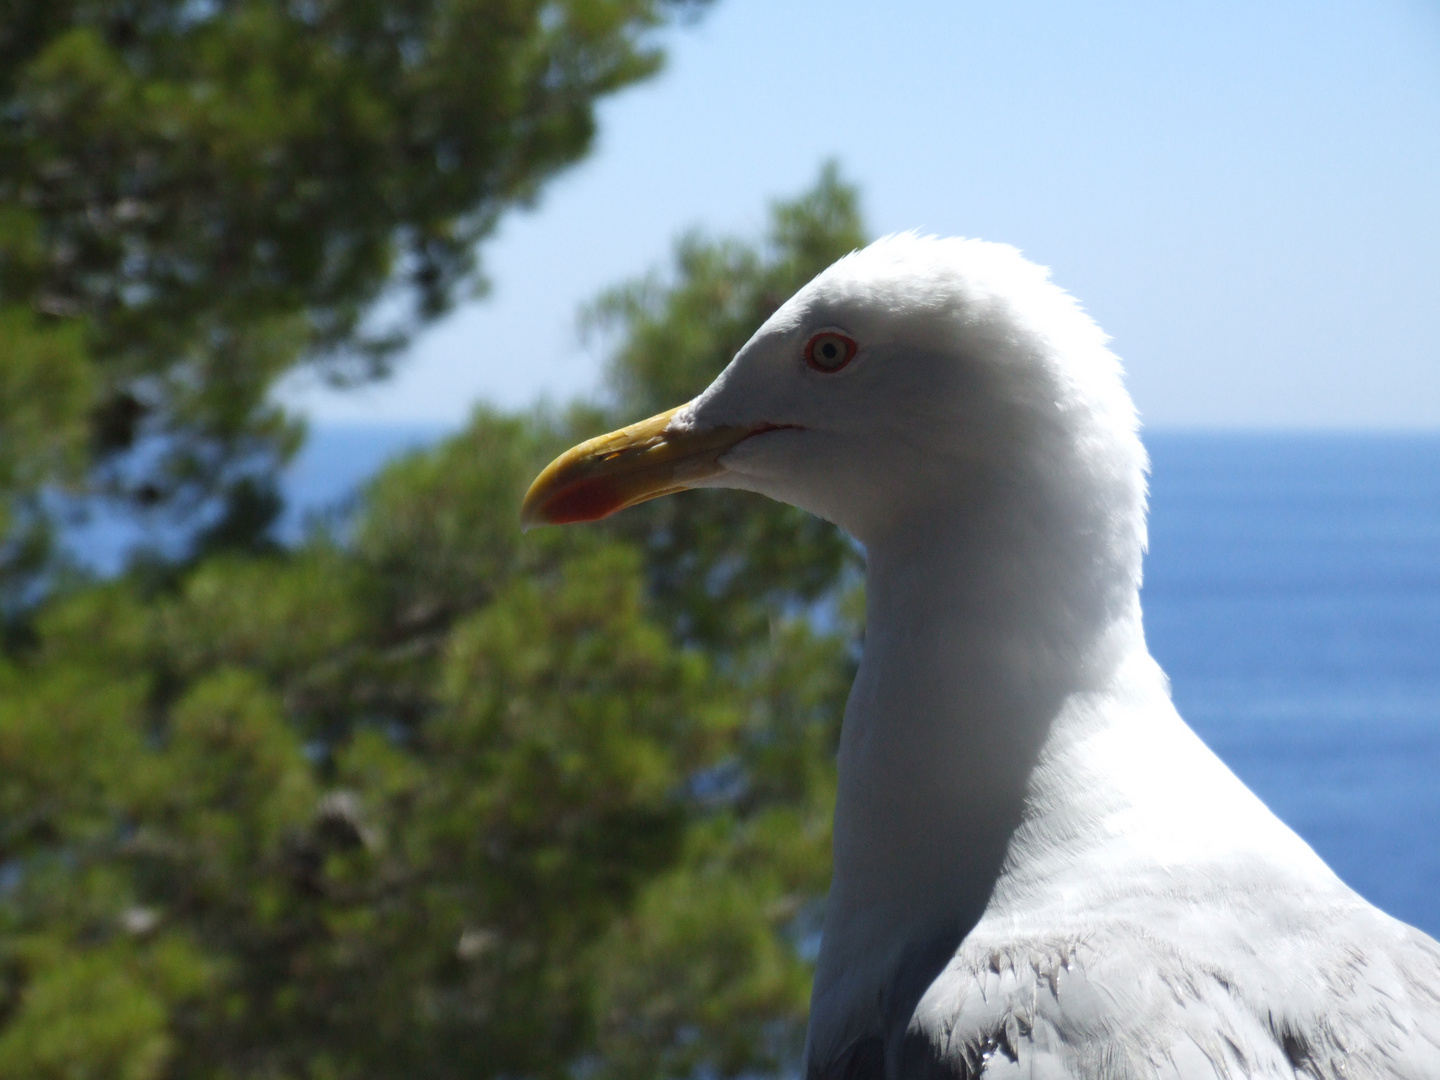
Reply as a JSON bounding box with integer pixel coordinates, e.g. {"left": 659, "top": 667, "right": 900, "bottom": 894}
{"left": 521, "top": 404, "right": 769, "bottom": 527}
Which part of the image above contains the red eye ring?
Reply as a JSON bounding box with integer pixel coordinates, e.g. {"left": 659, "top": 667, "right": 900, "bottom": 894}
{"left": 804, "top": 330, "right": 859, "bottom": 372}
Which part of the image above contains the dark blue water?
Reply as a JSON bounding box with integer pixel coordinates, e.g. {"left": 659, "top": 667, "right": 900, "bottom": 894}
{"left": 1143, "top": 433, "right": 1440, "bottom": 936}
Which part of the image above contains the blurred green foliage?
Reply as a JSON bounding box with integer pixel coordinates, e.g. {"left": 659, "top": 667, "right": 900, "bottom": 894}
{"left": 0, "top": 170, "right": 868, "bottom": 1079}
{"left": 0, "top": 0, "right": 704, "bottom": 587}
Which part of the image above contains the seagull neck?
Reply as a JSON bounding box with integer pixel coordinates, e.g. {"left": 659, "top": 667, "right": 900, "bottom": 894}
{"left": 852, "top": 518, "right": 1118, "bottom": 820}
{"left": 811, "top": 507, "right": 1144, "bottom": 1059}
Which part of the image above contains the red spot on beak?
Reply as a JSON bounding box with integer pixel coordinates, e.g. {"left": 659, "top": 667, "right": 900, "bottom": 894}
{"left": 540, "top": 477, "right": 626, "bottom": 524}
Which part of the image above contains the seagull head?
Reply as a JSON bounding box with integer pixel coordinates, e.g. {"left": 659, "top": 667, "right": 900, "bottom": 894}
{"left": 523, "top": 233, "right": 1146, "bottom": 584}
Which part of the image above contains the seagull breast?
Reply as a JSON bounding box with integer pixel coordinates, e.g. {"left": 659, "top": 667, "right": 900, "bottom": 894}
{"left": 524, "top": 234, "right": 1440, "bottom": 1079}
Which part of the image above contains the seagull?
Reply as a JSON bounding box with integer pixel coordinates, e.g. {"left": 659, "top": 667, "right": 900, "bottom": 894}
{"left": 521, "top": 235, "right": 1440, "bottom": 1079}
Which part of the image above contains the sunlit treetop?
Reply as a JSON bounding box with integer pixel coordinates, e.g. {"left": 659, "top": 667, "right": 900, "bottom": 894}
{"left": 0, "top": 0, "right": 707, "bottom": 577}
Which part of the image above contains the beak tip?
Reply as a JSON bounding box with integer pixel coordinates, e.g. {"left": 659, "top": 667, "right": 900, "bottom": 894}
{"left": 518, "top": 492, "right": 550, "bottom": 531}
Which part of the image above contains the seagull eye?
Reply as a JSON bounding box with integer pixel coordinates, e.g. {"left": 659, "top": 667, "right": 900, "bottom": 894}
{"left": 804, "top": 330, "right": 858, "bottom": 372}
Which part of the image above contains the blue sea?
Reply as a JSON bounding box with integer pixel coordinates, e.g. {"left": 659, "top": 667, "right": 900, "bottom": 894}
{"left": 1142, "top": 434, "right": 1440, "bottom": 936}
{"left": 72, "top": 428, "right": 1440, "bottom": 936}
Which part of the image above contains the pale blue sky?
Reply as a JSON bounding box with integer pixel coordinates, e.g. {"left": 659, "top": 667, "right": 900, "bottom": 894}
{"left": 282, "top": 0, "right": 1440, "bottom": 429}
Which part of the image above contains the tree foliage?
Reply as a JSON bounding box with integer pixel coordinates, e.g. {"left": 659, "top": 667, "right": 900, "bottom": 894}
{"left": 0, "top": 0, "right": 703, "bottom": 580}
{"left": 0, "top": 170, "right": 867, "bottom": 1079}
